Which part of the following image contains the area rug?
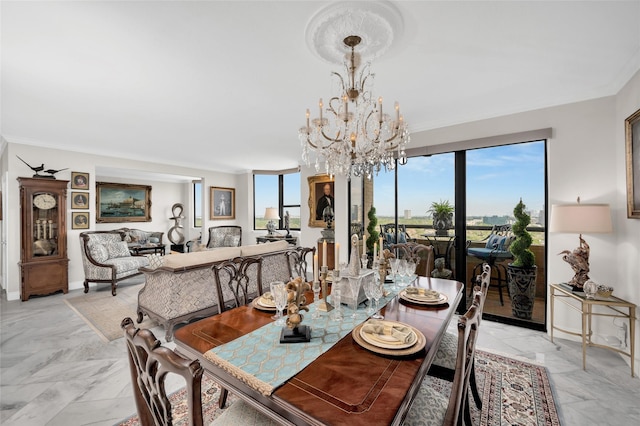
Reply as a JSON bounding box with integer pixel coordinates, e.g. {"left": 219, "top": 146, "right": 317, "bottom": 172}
{"left": 117, "top": 349, "right": 560, "bottom": 425}
{"left": 64, "top": 279, "right": 156, "bottom": 342}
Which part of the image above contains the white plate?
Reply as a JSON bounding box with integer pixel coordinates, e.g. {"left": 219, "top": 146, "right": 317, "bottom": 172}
{"left": 400, "top": 289, "right": 449, "bottom": 305}
{"left": 257, "top": 296, "right": 275, "bottom": 308}
{"left": 359, "top": 320, "right": 418, "bottom": 350}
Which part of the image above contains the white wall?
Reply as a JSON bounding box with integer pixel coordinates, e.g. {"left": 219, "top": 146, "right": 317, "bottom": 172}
{"left": 1, "top": 143, "right": 241, "bottom": 300}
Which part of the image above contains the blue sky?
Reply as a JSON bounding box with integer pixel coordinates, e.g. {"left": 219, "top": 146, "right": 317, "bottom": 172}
{"left": 374, "top": 141, "right": 545, "bottom": 217}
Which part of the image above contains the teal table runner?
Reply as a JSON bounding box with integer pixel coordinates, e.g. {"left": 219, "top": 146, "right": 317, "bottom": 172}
{"left": 203, "top": 284, "right": 399, "bottom": 395}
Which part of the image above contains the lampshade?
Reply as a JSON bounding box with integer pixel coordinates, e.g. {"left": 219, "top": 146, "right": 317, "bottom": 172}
{"left": 264, "top": 207, "right": 280, "bottom": 221}
{"left": 549, "top": 203, "right": 612, "bottom": 234}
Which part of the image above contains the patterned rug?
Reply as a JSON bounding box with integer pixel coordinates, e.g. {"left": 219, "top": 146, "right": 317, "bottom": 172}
{"left": 63, "top": 278, "right": 156, "bottom": 342}
{"left": 117, "top": 349, "right": 560, "bottom": 425}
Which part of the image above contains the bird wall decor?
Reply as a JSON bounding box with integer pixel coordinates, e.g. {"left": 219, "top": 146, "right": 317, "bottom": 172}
{"left": 16, "top": 156, "right": 68, "bottom": 179}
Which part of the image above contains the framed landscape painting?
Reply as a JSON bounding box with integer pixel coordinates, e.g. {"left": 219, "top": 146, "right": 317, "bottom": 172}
{"left": 210, "top": 186, "right": 235, "bottom": 220}
{"left": 626, "top": 108, "right": 640, "bottom": 218}
{"left": 96, "top": 182, "right": 152, "bottom": 223}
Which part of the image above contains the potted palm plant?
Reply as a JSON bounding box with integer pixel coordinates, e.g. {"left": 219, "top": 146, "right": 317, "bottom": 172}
{"left": 507, "top": 198, "right": 537, "bottom": 319}
{"left": 428, "top": 199, "right": 454, "bottom": 236}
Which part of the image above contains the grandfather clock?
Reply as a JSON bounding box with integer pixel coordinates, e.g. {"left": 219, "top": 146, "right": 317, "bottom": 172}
{"left": 18, "top": 177, "right": 69, "bottom": 301}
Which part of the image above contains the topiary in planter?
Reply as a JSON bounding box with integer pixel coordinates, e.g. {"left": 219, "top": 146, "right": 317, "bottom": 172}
{"left": 366, "top": 206, "right": 379, "bottom": 255}
{"left": 510, "top": 198, "right": 535, "bottom": 268}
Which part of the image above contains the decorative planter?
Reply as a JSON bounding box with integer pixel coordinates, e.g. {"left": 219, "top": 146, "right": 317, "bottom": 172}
{"left": 507, "top": 265, "right": 537, "bottom": 319}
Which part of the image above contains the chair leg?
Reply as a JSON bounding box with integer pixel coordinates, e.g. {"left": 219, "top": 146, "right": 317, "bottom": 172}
{"left": 496, "top": 265, "right": 504, "bottom": 306}
{"left": 469, "top": 362, "right": 482, "bottom": 409}
{"left": 218, "top": 387, "right": 228, "bottom": 408}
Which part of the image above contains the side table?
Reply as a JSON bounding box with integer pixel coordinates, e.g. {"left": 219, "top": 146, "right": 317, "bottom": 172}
{"left": 550, "top": 283, "right": 636, "bottom": 377}
{"left": 256, "top": 235, "right": 298, "bottom": 245}
{"left": 129, "top": 244, "right": 165, "bottom": 256}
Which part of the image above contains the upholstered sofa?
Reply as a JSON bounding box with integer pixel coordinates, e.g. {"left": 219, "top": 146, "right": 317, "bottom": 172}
{"left": 114, "top": 227, "right": 165, "bottom": 255}
{"left": 79, "top": 231, "right": 150, "bottom": 296}
{"left": 137, "top": 240, "right": 314, "bottom": 341}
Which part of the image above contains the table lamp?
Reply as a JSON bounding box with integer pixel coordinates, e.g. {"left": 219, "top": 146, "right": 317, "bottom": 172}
{"left": 549, "top": 197, "right": 612, "bottom": 289}
{"left": 264, "top": 207, "right": 280, "bottom": 235}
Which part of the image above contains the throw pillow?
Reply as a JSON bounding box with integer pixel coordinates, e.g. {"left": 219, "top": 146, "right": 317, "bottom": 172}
{"left": 88, "top": 243, "right": 109, "bottom": 263}
{"left": 223, "top": 235, "right": 240, "bottom": 247}
{"left": 106, "top": 241, "right": 131, "bottom": 258}
{"left": 398, "top": 231, "right": 407, "bottom": 244}
{"left": 149, "top": 237, "right": 159, "bottom": 244}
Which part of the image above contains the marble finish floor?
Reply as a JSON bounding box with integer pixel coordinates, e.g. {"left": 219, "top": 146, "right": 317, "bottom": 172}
{"left": 1, "top": 278, "right": 639, "bottom": 425}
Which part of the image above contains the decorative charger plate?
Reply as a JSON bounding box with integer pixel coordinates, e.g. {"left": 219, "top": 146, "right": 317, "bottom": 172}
{"left": 359, "top": 320, "right": 418, "bottom": 350}
{"left": 399, "top": 289, "right": 448, "bottom": 305}
{"left": 251, "top": 296, "right": 277, "bottom": 312}
{"left": 352, "top": 322, "right": 426, "bottom": 356}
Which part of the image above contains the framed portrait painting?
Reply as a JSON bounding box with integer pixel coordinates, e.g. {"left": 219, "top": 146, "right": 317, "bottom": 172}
{"left": 626, "top": 108, "right": 640, "bottom": 218}
{"left": 210, "top": 186, "right": 235, "bottom": 220}
{"left": 96, "top": 182, "right": 152, "bottom": 223}
{"left": 72, "top": 212, "right": 90, "bottom": 230}
{"left": 71, "top": 192, "right": 89, "bottom": 209}
{"left": 308, "top": 174, "right": 334, "bottom": 228}
{"left": 71, "top": 172, "right": 90, "bottom": 190}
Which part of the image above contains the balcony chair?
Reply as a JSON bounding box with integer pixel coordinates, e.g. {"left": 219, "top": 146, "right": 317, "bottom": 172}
{"left": 405, "top": 291, "right": 483, "bottom": 426}
{"left": 379, "top": 224, "right": 413, "bottom": 251}
{"left": 466, "top": 224, "right": 514, "bottom": 305}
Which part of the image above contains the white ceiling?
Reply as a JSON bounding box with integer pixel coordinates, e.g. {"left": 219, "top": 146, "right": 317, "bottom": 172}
{"left": 3, "top": 1, "right": 640, "bottom": 174}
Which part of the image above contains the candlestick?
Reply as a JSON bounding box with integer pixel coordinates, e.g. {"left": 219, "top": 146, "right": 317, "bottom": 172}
{"left": 322, "top": 240, "right": 327, "bottom": 267}
{"left": 373, "top": 242, "right": 377, "bottom": 261}
{"left": 379, "top": 236, "right": 384, "bottom": 259}
{"left": 317, "top": 266, "right": 334, "bottom": 312}
{"left": 335, "top": 243, "right": 340, "bottom": 269}
{"left": 313, "top": 253, "right": 318, "bottom": 282}
{"left": 362, "top": 237, "right": 366, "bottom": 256}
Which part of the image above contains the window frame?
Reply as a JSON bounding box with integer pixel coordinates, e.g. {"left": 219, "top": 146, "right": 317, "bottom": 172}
{"left": 253, "top": 169, "right": 301, "bottom": 231}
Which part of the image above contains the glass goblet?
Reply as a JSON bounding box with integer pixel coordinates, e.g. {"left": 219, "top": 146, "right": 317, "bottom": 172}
{"left": 370, "top": 280, "right": 384, "bottom": 320}
{"left": 270, "top": 282, "right": 287, "bottom": 325}
{"left": 311, "top": 280, "right": 322, "bottom": 319}
{"left": 389, "top": 258, "right": 400, "bottom": 290}
{"left": 363, "top": 278, "right": 375, "bottom": 315}
{"left": 406, "top": 260, "right": 417, "bottom": 284}
{"left": 347, "top": 277, "right": 361, "bottom": 319}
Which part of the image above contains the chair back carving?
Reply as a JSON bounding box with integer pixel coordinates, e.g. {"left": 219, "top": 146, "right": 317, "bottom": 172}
{"left": 213, "top": 256, "right": 262, "bottom": 311}
{"left": 121, "top": 317, "right": 204, "bottom": 426}
{"left": 443, "top": 293, "right": 482, "bottom": 425}
{"left": 391, "top": 242, "right": 434, "bottom": 277}
{"left": 286, "top": 246, "right": 316, "bottom": 282}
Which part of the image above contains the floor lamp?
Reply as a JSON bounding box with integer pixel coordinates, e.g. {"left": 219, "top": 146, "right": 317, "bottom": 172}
{"left": 549, "top": 198, "right": 612, "bottom": 289}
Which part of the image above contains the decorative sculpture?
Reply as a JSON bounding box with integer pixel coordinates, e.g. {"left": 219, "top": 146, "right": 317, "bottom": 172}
{"left": 558, "top": 235, "right": 590, "bottom": 288}
{"left": 284, "top": 210, "right": 291, "bottom": 237}
{"left": 168, "top": 203, "right": 186, "bottom": 245}
{"left": 280, "top": 277, "right": 312, "bottom": 343}
{"left": 16, "top": 155, "right": 68, "bottom": 179}
{"left": 348, "top": 234, "right": 361, "bottom": 276}
{"left": 431, "top": 257, "right": 452, "bottom": 279}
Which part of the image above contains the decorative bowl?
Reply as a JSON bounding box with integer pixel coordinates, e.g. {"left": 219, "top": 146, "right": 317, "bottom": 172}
{"left": 597, "top": 285, "right": 613, "bottom": 298}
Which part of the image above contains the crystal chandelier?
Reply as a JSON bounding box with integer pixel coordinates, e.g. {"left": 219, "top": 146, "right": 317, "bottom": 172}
{"left": 299, "top": 35, "right": 409, "bottom": 179}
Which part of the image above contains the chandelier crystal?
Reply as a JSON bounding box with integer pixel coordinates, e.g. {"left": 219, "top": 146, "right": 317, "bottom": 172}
{"left": 299, "top": 35, "right": 409, "bottom": 179}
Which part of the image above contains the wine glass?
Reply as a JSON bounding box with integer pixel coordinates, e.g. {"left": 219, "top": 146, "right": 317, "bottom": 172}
{"left": 363, "top": 278, "right": 375, "bottom": 315}
{"left": 389, "top": 258, "right": 400, "bottom": 290}
{"left": 312, "top": 280, "right": 321, "bottom": 319}
{"left": 330, "top": 284, "right": 343, "bottom": 321}
{"left": 347, "top": 277, "right": 361, "bottom": 319}
{"left": 270, "top": 282, "right": 286, "bottom": 325}
{"left": 370, "top": 279, "right": 384, "bottom": 320}
{"left": 398, "top": 259, "right": 408, "bottom": 285}
{"left": 406, "top": 260, "right": 417, "bottom": 284}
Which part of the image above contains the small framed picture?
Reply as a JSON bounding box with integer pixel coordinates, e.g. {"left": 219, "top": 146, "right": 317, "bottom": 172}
{"left": 72, "top": 212, "right": 90, "bottom": 229}
{"left": 71, "top": 192, "right": 89, "bottom": 209}
{"left": 626, "top": 107, "right": 640, "bottom": 218}
{"left": 210, "top": 186, "right": 235, "bottom": 220}
{"left": 71, "top": 172, "right": 90, "bottom": 190}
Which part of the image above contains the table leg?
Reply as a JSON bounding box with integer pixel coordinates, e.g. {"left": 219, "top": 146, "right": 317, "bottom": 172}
{"left": 630, "top": 307, "right": 636, "bottom": 378}
{"left": 550, "top": 286, "right": 555, "bottom": 343}
{"left": 581, "top": 301, "right": 587, "bottom": 371}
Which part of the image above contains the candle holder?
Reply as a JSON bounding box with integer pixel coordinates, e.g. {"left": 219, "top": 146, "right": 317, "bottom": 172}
{"left": 280, "top": 277, "right": 312, "bottom": 343}
{"left": 317, "top": 266, "right": 334, "bottom": 312}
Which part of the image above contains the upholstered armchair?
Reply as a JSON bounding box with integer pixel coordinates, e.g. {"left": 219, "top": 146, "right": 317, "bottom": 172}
{"left": 206, "top": 226, "right": 242, "bottom": 249}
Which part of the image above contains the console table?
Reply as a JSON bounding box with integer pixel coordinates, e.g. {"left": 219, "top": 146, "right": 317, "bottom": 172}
{"left": 256, "top": 235, "right": 297, "bottom": 245}
{"left": 550, "top": 283, "right": 636, "bottom": 377}
{"left": 129, "top": 244, "right": 165, "bottom": 256}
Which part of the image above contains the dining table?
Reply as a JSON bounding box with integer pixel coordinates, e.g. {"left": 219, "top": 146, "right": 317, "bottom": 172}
{"left": 173, "top": 276, "right": 463, "bottom": 426}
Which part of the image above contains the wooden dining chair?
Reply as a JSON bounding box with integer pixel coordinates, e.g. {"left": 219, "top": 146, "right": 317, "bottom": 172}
{"left": 390, "top": 242, "right": 434, "bottom": 277}
{"left": 213, "top": 256, "right": 263, "bottom": 312}
{"left": 121, "top": 317, "right": 204, "bottom": 426}
{"left": 404, "top": 292, "right": 482, "bottom": 426}
{"left": 428, "top": 263, "right": 491, "bottom": 411}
